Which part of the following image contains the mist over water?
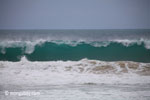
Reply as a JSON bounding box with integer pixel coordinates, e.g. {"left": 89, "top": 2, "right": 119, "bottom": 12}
{"left": 0, "top": 29, "right": 150, "bottom": 41}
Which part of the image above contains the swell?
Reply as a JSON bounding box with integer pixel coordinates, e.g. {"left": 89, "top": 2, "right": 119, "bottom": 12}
{"left": 0, "top": 41, "right": 150, "bottom": 62}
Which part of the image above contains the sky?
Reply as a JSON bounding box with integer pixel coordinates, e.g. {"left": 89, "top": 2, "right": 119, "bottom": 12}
{"left": 0, "top": 0, "right": 150, "bottom": 29}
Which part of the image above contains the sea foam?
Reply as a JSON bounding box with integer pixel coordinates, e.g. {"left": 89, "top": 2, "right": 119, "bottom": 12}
{"left": 0, "top": 57, "right": 150, "bottom": 85}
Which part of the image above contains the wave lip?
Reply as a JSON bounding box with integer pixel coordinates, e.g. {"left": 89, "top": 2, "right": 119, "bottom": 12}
{"left": 0, "top": 39, "right": 150, "bottom": 51}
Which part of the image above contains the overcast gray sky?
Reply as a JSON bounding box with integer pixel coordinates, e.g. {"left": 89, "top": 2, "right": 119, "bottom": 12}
{"left": 0, "top": 0, "right": 150, "bottom": 29}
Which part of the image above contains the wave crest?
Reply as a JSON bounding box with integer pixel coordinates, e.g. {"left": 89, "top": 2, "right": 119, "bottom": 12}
{"left": 0, "top": 39, "right": 150, "bottom": 54}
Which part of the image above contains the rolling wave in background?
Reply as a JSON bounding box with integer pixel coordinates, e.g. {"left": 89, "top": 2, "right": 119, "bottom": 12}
{"left": 0, "top": 40, "right": 150, "bottom": 62}
{"left": 0, "top": 29, "right": 150, "bottom": 62}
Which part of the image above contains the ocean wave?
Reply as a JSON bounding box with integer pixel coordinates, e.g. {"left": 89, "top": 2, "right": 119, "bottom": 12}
{"left": 0, "top": 39, "right": 150, "bottom": 62}
{"left": 0, "top": 57, "right": 150, "bottom": 85}
{"left": 0, "top": 39, "right": 150, "bottom": 54}
{"left": 0, "top": 40, "right": 45, "bottom": 54}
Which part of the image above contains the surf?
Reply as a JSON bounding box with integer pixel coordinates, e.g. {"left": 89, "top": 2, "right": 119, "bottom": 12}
{"left": 0, "top": 40, "right": 150, "bottom": 62}
{"left": 0, "top": 56, "right": 150, "bottom": 85}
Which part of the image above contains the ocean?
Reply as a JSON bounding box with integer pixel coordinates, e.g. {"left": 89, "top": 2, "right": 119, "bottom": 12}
{"left": 0, "top": 29, "right": 150, "bottom": 100}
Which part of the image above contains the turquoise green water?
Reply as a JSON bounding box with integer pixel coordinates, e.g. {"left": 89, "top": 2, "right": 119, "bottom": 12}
{"left": 0, "top": 42, "right": 150, "bottom": 62}
{"left": 0, "top": 29, "right": 150, "bottom": 62}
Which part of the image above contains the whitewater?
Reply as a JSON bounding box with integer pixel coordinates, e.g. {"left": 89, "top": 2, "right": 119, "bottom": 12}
{"left": 0, "top": 57, "right": 150, "bottom": 100}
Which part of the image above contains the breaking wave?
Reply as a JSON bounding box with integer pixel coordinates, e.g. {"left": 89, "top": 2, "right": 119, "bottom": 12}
{"left": 0, "top": 40, "right": 150, "bottom": 62}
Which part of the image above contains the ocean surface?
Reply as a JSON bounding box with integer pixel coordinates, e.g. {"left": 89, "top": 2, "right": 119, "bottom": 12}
{"left": 0, "top": 29, "right": 150, "bottom": 100}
